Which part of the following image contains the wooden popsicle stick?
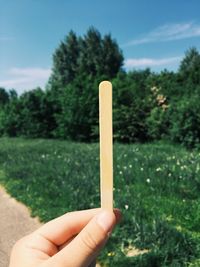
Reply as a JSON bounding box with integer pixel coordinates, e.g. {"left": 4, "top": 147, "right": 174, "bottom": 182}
{"left": 99, "top": 81, "right": 113, "bottom": 211}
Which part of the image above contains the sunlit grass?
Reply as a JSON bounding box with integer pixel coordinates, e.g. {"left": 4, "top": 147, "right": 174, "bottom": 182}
{"left": 0, "top": 138, "right": 200, "bottom": 266}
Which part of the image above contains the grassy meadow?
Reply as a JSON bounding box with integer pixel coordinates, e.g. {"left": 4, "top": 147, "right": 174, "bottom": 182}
{"left": 1, "top": 138, "right": 200, "bottom": 266}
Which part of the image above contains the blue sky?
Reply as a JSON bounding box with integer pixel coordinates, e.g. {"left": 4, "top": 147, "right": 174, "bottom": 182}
{"left": 1, "top": 0, "right": 200, "bottom": 94}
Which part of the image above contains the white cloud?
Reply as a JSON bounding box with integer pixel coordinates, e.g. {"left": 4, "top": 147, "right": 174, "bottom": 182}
{"left": 124, "top": 22, "right": 200, "bottom": 46}
{"left": 10, "top": 67, "right": 51, "bottom": 79}
{"left": 124, "top": 56, "right": 182, "bottom": 69}
{"left": 0, "top": 67, "right": 51, "bottom": 94}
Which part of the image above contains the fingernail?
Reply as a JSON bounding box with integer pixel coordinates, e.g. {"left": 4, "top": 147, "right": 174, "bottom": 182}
{"left": 96, "top": 211, "right": 114, "bottom": 232}
{"left": 114, "top": 209, "right": 122, "bottom": 223}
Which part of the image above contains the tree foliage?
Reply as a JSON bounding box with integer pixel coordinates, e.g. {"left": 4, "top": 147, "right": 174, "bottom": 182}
{"left": 179, "top": 47, "right": 200, "bottom": 85}
{"left": 0, "top": 87, "right": 9, "bottom": 107}
{"left": 49, "top": 27, "right": 124, "bottom": 91}
{"left": 50, "top": 30, "right": 80, "bottom": 88}
{"left": 47, "top": 27, "right": 124, "bottom": 141}
{"left": 0, "top": 30, "right": 200, "bottom": 148}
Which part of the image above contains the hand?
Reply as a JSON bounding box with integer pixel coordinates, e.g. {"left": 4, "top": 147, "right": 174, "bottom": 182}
{"left": 9, "top": 208, "right": 121, "bottom": 267}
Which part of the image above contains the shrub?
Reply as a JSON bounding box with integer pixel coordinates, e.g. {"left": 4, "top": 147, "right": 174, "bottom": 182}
{"left": 146, "top": 106, "right": 171, "bottom": 140}
{"left": 169, "top": 95, "right": 200, "bottom": 148}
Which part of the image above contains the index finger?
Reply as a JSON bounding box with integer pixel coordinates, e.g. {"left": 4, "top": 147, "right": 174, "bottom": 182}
{"left": 35, "top": 208, "right": 101, "bottom": 246}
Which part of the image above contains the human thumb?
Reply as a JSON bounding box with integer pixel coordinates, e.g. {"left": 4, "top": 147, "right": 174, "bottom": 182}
{"left": 50, "top": 210, "right": 116, "bottom": 267}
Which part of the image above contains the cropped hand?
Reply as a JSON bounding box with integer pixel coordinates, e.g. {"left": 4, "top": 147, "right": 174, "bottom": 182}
{"left": 9, "top": 208, "right": 121, "bottom": 267}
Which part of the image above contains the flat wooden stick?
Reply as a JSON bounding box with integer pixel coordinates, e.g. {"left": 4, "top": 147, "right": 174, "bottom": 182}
{"left": 99, "top": 81, "right": 113, "bottom": 211}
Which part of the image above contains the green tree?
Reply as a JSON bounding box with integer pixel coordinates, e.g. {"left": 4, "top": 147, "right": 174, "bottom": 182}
{"left": 112, "top": 70, "right": 152, "bottom": 142}
{"left": 17, "top": 88, "right": 53, "bottom": 138}
{"left": 78, "top": 27, "right": 102, "bottom": 76}
{"left": 169, "top": 94, "right": 200, "bottom": 148}
{"left": 0, "top": 88, "right": 10, "bottom": 136}
{"left": 0, "top": 87, "right": 9, "bottom": 107}
{"left": 48, "top": 27, "right": 124, "bottom": 140}
{"left": 101, "top": 34, "right": 124, "bottom": 78}
{"left": 178, "top": 47, "right": 200, "bottom": 85}
{"left": 54, "top": 74, "right": 102, "bottom": 141}
{"left": 49, "top": 27, "right": 124, "bottom": 91}
{"left": 50, "top": 30, "right": 80, "bottom": 89}
{"left": 77, "top": 28, "right": 124, "bottom": 78}
{"left": 9, "top": 89, "right": 18, "bottom": 100}
{"left": 0, "top": 95, "right": 21, "bottom": 137}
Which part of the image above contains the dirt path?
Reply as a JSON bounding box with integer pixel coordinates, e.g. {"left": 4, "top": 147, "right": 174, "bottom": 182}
{"left": 0, "top": 186, "right": 41, "bottom": 267}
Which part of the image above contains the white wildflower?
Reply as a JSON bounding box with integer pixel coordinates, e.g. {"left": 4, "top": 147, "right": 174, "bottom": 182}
{"left": 196, "top": 164, "right": 200, "bottom": 172}
{"left": 181, "top": 165, "right": 187, "bottom": 170}
{"left": 156, "top": 167, "right": 161, "bottom": 172}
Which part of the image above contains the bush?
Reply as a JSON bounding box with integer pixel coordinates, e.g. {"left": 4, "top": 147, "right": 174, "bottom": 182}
{"left": 169, "top": 95, "right": 200, "bottom": 148}
{"left": 146, "top": 106, "right": 171, "bottom": 140}
{"left": 112, "top": 71, "right": 152, "bottom": 142}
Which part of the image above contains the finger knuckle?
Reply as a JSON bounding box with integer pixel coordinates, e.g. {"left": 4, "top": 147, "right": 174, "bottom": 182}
{"left": 16, "top": 236, "right": 27, "bottom": 245}
{"left": 12, "top": 235, "right": 28, "bottom": 251}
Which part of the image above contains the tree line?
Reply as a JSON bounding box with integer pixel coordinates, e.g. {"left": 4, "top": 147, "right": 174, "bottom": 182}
{"left": 0, "top": 27, "right": 200, "bottom": 148}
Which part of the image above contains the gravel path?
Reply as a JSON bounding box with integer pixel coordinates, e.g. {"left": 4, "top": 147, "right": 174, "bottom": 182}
{"left": 0, "top": 186, "right": 41, "bottom": 267}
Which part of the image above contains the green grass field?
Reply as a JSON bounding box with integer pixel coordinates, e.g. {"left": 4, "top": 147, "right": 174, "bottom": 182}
{"left": 0, "top": 138, "right": 200, "bottom": 266}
